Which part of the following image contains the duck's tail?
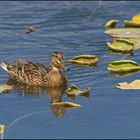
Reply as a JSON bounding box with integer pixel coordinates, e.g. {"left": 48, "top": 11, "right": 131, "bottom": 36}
{"left": 0, "top": 62, "right": 9, "bottom": 72}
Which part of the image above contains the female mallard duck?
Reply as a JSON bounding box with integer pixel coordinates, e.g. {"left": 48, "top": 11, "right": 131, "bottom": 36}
{"left": 0, "top": 51, "right": 69, "bottom": 87}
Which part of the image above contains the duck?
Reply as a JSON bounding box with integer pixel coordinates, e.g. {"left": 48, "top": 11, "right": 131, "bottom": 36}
{"left": 0, "top": 51, "right": 69, "bottom": 87}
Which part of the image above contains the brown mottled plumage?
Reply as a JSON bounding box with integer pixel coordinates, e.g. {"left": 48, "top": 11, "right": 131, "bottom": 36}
{"left": 1, "top": 52, "right": 68, "bottom": 87}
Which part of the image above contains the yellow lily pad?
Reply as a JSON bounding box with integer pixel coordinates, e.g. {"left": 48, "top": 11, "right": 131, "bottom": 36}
{"left": 124, "top": 13, "right": 140, "bottom": 28}
{"left": 132, "top": 13, "right": 140, "bottom": 23}
{"left": 69, "top": 55, "right": 98, "bottom": 67}
{"left": 0, "top": 124, "right": 5, "bottom": 133}
{"left": 116, "top": 80, "right": 140, "bottom": 89}
{"left": 51, "top": 102, "right": 81, "bottom": 108}
{"left": 107, "top": 60, "right": 140, "bottom": 76}
{"left": 105, "top": 19, "right": 119, "bottom": 29}
{"left": 107, "top": 38, "right": 134, "bottom": 53}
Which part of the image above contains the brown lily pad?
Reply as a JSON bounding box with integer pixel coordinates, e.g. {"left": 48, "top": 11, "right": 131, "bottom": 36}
{"left": 104, "top": 28, "right": 140, "bottom": 38}
{"left": 116, "top": 80, "right": 140, "bottom": 89}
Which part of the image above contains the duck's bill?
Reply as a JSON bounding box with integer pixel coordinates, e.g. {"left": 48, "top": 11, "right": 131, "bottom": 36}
{"left": 62, "top": 65, "right": 69, "bottom": 70}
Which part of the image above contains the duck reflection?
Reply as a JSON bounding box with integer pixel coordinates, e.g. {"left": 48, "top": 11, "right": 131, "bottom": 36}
{"left": 4, "top": 79, "right": 67, "bottom": 117}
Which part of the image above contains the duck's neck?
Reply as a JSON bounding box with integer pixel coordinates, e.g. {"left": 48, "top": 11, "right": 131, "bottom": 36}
{"left": 51, "top": 66, "right": 59, "bottom": 71}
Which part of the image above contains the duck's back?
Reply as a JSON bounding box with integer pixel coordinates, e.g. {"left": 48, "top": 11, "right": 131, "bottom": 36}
{"left": 1, "top": 59, "right": 49, "bottom": 86}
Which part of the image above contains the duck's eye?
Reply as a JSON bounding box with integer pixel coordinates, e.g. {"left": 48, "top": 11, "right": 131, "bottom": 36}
{"left": 53, "top": 53, "right": 57, "bottom": 57}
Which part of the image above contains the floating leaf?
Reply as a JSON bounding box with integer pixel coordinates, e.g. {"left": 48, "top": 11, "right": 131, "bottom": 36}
{"left": 67, "top": 84, "right": 90, "bottom": 95}
{"left": 105, "top": 19, "right": 119, "bottom": 29}
{"left": 0, "top": 124, "right": 5, "bottom": 133}
{"left": 132, "top": 13, "right": 140, "bottom": 23}
{"left": 69, "top": 55, "right": 98, "bottom": 67}
{"left": 126, "top": 38, "right": 140, "bottom": 50}
{"left": 108, "top": 49, "right": 134, "bottom": 56}
{"left": 67, "top": 85, "right": 78, "bottom": 95}
{"left": 0, "top": 84, "right": 13, "bottom": 93}
{"left": 104, "top": 28, "right": 140, "bottom": 38}
{"left": 67, "top": 85, "right": 90, "bottom": 100}
{"left": 124, "top": 20, "right": 140, "bottom": 28}
{"left": 116, "top": 80, "right": 140, "bottom": 89}
{"left": 107, "top": 60, "right": 140, "bottom": 76}
{"left": 51, "top": 102, "right": 81, "bottom": 108}
{"left": 107, "top": 38, "right": 134, "bottom": 53}
{"left": 67, "top": 92, "right": 90, "bottom": 100}
{"left": 124, "top": 13, "right": 140, "bottom": 28}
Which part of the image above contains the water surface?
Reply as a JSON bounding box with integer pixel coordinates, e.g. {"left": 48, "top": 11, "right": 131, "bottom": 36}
{"left": 0, "top": 1, "right": 140, "bottom": 139}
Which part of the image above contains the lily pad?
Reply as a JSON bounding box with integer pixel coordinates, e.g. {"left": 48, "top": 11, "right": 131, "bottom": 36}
{"left": 104, "top": 28, "right": 140, "bottom": 38}
{"left": 108, "top": 49, "right": 134, "bottom": 56}
{"left": 51, "top": 102, "right": 81, "bottom": 108}
{"left": 105, "top": 19, "right": 119, "bottom": 29}
{"left": 69, "top": 55, "right": 98, "bottom": 67}
{"left": 0, "top": 84, "right": 13, "bottom": 93}
{"left": 126, "top": 38, "right": 140, "bottom": 50}
{"left": 124, "top": 20, "right": 140, "bottom": 28}
{"left": 116, "top": 80, "right": 140, "bottom": 89}
{"left": 107, "top": 38, "right": 134, "bottom": 53}
{"left": 67, "top": 85, "right": 90, "bottom": 100}
{"left": 124, "top": 13, "right": 140, "bottom": 28}
{"left": 0, "top": 124, "right": 5, "bottom": 133}
{"left": 132, "top": 13, "right": 140, "bottom": 23}
{"left": 67, "top": 85, "right": 90, "bottom": 95}
{"left": 107, "top": 60, "right": 140, "bottom": 75}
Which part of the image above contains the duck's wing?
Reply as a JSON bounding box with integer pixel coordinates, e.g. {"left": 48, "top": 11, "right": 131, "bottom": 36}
{"left": 1, "top": 59, "right": 49, "bottom": 85}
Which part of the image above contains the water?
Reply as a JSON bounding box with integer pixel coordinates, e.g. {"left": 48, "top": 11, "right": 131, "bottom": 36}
{"left": 0, "top": 1, "right": 140, "bottom": 139}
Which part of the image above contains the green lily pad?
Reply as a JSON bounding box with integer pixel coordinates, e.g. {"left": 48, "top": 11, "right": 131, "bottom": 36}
{"left": 51, "top": 102, "right": 81, "bottom": 108}
{"left": 67, "top": 85, "right": 90, "bottom": 100}
{"left": 107, "top": 60, "right": 140, "bottom": 76}
{"left": 67, "top": 85, "right": 90, "bottom": 95}
{"left": 126, "top": 38, "right": 140, "bottom": 50}
{"left": 67, "top": 85, "right": 78, "bottom": 95}
{"left": 105, "top": 19, "right": 119, "bottom": 29}
{"left": 107, "top": 38, "right": 134, "bottom": 53}
{"left": 108, "top": 49, "right": 134, "bottom": 56}
{"left": 69, "top": 55, "right": 98, "bottom": 67}
{"left": 104, "top": 28, "right": 140, "bottom": 38}
{"left": 124, "top": 20, "right": 140, "bottom": 28}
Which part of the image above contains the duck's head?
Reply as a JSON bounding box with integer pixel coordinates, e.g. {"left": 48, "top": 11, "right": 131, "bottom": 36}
{"left": 50, "top": 51, "right": 69, "bottom": 70}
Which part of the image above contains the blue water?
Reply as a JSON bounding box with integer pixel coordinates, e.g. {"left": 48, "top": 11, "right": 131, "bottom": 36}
{"left": 0, "top": 1, "right": 140, "bottom": 139}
